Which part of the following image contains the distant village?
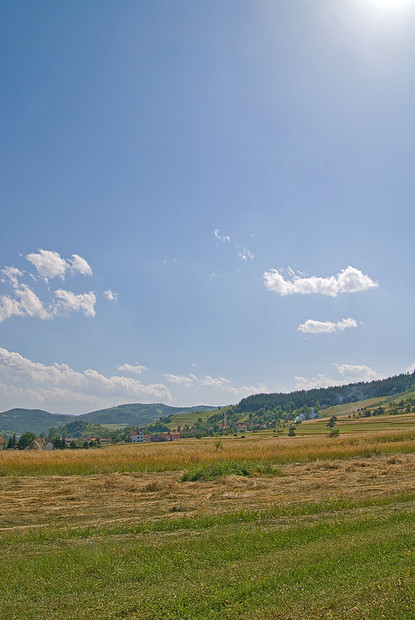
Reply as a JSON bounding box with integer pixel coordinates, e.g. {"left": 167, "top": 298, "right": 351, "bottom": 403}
{"left": 0, "top": 428, "right": 183, "bottom": 451}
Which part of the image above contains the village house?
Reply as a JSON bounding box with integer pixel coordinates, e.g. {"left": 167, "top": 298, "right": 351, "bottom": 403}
{"left": 129, "top": 430, "right": 144, "bottom": 443}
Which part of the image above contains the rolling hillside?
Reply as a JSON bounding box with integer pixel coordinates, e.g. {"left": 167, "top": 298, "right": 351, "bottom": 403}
{"left": 0, "top": 403, "right": 217, "bottom": 436}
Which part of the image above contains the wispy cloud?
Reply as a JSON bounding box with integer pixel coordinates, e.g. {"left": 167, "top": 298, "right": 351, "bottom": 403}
{"left": 294, "top": 374, "right": 335, "bottom": 390}
{"left": 213, "top": 229, "right": 230, "bottom": 243}
{"left": 117, "top": 363, "right": 147, "bottom": 375}
{"left": 163, "top": 371, "right": 267, "bottom": 397}
{"left": 295, "top": 362, "right": 381, "bottom": 390}
{"left": 298, "top": 318, "right": 358, "bottom": 335}
{"left": 264, "top": 266, "right": 378, "bottom": 297}
{"left": 238, "top": 249, "right": 254, "bottom": 261}
{"left": 163, "top": 373, "right": 196, "bottom": 387}
{"left": 104, "top": 289, "right": 118, "bottom": 301}
{"left": 334, "top": 363, "right": 380, "bottom": 382}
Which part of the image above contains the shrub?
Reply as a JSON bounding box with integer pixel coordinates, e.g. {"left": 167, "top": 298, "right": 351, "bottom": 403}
{"left": 181, "top": 460, "right": 274, "bottom": 482}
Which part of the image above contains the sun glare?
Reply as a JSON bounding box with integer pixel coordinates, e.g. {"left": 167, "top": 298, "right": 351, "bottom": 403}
{"left": 368, "top": 0, "right": 411, "bottom": 8}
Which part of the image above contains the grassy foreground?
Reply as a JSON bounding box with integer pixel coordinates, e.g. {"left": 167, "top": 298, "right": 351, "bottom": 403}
{"left": 1, "top": 429, "right": 415, "bottom": 618}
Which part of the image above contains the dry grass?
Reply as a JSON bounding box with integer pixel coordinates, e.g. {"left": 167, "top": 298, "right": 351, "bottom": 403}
{"left": 1, "top": 429, "right": 415, "bottom": 476}
{"left": 1, "top": 451, "right": 415, "bottom": 534}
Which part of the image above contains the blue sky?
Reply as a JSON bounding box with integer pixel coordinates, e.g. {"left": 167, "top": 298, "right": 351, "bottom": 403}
{"left": 1, "top": 0, "right": 414, "bottom": 414}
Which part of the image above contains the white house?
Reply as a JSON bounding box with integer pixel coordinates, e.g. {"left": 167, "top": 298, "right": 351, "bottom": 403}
{"left": 129, "top": 430, "right": 144, "bottom": 443}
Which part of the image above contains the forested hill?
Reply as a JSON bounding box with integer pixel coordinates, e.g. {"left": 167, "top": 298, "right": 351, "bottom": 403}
{"left": 0, "top": 403, "right": 217, "bottom": 436}
{"left": 236, "top": 372, "right": 415, "bottom": 413}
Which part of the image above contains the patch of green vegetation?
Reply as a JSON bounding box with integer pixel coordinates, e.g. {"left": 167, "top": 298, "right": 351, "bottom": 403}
{"left": 1, "top": 495, "right": 415, "bottom": 618}
{"left": 181, "top": 460, "right": 275, "bottom": 481}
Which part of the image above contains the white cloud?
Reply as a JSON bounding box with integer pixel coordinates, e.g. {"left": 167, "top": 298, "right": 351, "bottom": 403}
{"left": 406, "top": 363, "right": 415, "bottom": 374}
{"left": 163, "top": 373, "right": 197, "bottom": 387}
{"left": 26, "top": 249, "right": 92, "bottom": 281}
{"left": 26, "top": 249, "right": 69, "bottom": 280}
{"left": 238, "top": 249, "right": 254, "bottom": 261}
{"left": 264, "top": 266, "right": 378, "bottom": 297}
{"left": 200, "top": 375, "right": 231, "bottom": 388}
{"left": 16, "top": 285, "right": 51, "bottom": 319}
{"left": 294, "top": 375, "right": 335, "bottom": 390}
{"left": 0, "top": 280, "right": 51, "bottom": 322}
{"left": 334, "top": 363, "right": 380, "bottom": 382}
{"left": 118, "top": 363, "right": 147, "bottom": 375}
{"left": 104, "top": 289, "right": 118, "bottom": 301}
{"left": 0, "top": 295, "right": 24, "bottom": 322}
{"left": 298, "top": 318, "right": 358, "bottom": 335}
{"left": 1, "top": 266, "right": 23, "bottom": 287}
{"left": 55, "top": 290, "right": 96, "bottom": 317}
{"left": 163, "top": 372, "right": 267, "bottom": 397}
{"left": 294, "top": 362, "right": 381, "bottom": 391}
{"left": 70, "top": 254, "right": 93, "bottom": 276}
{"left": 0, "top": 347, "right": 171, "bottom": 408}
{"left": 0, "top": 253, "right": 105, "bottom": 323}
{"left": 213, "top": 229, "right": 230, "bottom": 243}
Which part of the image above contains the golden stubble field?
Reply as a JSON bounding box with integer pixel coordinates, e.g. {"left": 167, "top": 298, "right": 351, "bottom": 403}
{"left": 1, "top": 430, "right": 415, "bottom": 476}
{"left": 1, "top": 439, "right": 415, "bottom": 534}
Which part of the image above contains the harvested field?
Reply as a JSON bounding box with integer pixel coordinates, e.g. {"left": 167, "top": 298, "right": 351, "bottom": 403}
{"left": 2, "top": 434, "right": 415, "bottom": 619}
{"left": 1, "top": 452, "right": 414, "bottom": 533}
{"left": 2, "top": 428, "right": 415, "bottom": 476}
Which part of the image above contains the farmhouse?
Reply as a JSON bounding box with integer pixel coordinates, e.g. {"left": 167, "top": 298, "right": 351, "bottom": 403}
{"left": 129, "top": 430, "right": 144, "bottom": 443}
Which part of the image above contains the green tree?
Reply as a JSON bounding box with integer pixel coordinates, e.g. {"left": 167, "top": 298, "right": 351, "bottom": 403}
{"left": 17, "top": 432, "right": 38, "bottom": 450}
{"left": 327, "top": 416, "right": 337, "bottom": 429}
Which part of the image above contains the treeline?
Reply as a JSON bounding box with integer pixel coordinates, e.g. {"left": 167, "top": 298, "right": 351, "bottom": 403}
{"left": 236, "top": 372, "right": 415, "bottom": 414}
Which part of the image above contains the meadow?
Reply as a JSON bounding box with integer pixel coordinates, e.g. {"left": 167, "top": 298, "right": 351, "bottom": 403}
{"left": 1, "top": 419, "right": 415, "bottom": 618}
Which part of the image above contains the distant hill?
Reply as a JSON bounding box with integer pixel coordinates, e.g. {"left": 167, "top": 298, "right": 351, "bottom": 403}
{"left": 0, "top": 403, "right": 217, "bottom": 436}
{"left": 0, "top": 409, "right": 73, "bottom": 436}
{"left": 81, "top": 403, "right": 216, "bottom": 426}
{"left": 235, "top": 372, "right": 415, "bottom": 414}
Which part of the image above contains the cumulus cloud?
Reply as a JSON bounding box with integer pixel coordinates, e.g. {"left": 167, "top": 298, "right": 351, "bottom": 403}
{"left": 16, "top": 285, "right": 52, "bottom": 319}
{"left": 26, "top": 249, "right": 92, "bottom": 280}
{"left": 264, "top": 266, "right": 378, "bottom": 297}
{"left": 213, "top": 229, "right": 230, "bottom": 243}
{"left": 298, "top": 318, "right": 358, "bottom": 335}
{"left": 55, "top": 290, "right": 96, "bottom": 317}
{"left": 104, "top": 289, "right": 118, "bottom": 301}
{"left": 0, "top": 347, "right": 171, "bottom": 407}
{"left": 70, "top": 254, "right": 93, "bottom": 276}
{"left": 406, "top": 363, "right": 415, "bottom": 374}
{"left": 118, "top": 363, "right": 147, "bottom": 375}
{"left": 0, "top": 277, "right": 51, "bottom": 322}
{"left": 0, "top": 252, "right": 110, "bottom": 323}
